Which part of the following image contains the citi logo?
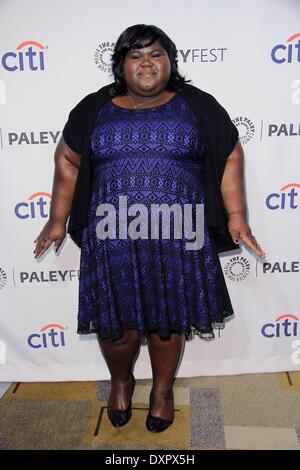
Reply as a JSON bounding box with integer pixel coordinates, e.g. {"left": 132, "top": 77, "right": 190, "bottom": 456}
{"left": 1, "top": 40, "right": 47, "bottom": 72}
{"left": 28, "top": 324, "right": 66, "bottom": 349}
{"left": 261, "top": 314, "right": 299, "bottom": 338}
{"left": 265, "top": 183, "right": 300, "bottom": 210}
{"left": 271, "top": 33, "right": 300, "bottom": 64}
{"left": 15, "top": 192, "right": 51, "bottom": 219}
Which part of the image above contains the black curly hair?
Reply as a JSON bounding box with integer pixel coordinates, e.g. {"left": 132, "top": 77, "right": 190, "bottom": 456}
{"left": 109, "top": 24, "right": 191, "bottom": 96}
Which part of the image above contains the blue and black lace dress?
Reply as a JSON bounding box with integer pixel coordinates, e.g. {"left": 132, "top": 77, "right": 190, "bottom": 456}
{"left": 77, "top": 93, "right": 234, "bottom": 341}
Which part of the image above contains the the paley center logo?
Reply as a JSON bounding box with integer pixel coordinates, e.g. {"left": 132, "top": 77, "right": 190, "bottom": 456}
{"left": 94, "top": 41, "right": 115, "bottom": 74}
{"left": 0, "top": 267, "right": 7, "bottom": 289}
{"left": 265, "top": 183, "right": 300, "bottom": 211}
{"left": 271, "top": 33, "right": 300, "bottom": 64}
{"left": 15, "top": 192, "right": 51, "bottom": 219}
{"left": 232, "top": 116, "right": 255, "bottom": 145}
{"left": 1, "top": 40, "right": 47, "bottom": 72}
{"left": 223, "top": 255, "right": 251, "bottom": 282}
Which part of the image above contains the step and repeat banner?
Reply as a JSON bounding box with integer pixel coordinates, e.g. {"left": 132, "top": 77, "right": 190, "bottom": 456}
{"left": 0, "top": 0, "right": 299, "bottom": 381}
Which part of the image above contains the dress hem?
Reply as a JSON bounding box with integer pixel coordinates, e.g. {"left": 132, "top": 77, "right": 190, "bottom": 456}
{"left": 77, "top": 310, "right": 235, "bottom": 342}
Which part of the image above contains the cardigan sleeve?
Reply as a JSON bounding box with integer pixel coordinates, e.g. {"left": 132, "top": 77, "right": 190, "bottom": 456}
{"left": 62, "top": 95, "right": 94, "bottom": 247}
{"left": 200, "top": 91, "right": 240, "bottom": 252}
{"left": 206, "top": 93, "right": 239, "bottom": 181}
{"left": 62, "top": 95, "right": 91, "bottom": 154}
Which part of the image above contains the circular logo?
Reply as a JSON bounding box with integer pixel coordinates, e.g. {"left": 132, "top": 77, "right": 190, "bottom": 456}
{"left": 224, "top": 256, "right": 250, "bottom": 282}
{"left": 93, "top": 41, "right": 115, "bottom": 74}
{"left": 233, "top": 116, "right": 255, "bottom": 145}
{"left": 0, "top": 267, "right": 7, "bottom": 289}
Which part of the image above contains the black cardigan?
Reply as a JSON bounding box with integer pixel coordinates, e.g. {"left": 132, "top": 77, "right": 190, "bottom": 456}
{"left": 62, "top": 82, "right": 240, "bottom": 253}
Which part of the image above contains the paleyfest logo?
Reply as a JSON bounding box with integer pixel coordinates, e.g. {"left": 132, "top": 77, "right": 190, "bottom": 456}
{"left": 1, "top": 40, "right": 47, "bottom": 72}
{"left": 271, "top": 33, "right": 300, "bottom": 64}
{"left": 177, "top": 47, "right": 228, "bottom": 63}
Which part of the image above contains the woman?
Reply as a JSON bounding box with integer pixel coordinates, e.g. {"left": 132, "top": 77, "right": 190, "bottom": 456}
{"left": 33, "top": 24, "right": 266, "bottom": 433}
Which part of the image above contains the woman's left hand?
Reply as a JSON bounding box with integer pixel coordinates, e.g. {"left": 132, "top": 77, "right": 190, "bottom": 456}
{"left": 228, "top": 213, "right": 266, "bottom": 259}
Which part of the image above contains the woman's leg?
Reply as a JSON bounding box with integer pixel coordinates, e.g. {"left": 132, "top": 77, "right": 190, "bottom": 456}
{"left": 147, "top": 331, "right": 185, "bottom": 419}
{"left": 97, "top": 329, "right": 140, "bottom": 410}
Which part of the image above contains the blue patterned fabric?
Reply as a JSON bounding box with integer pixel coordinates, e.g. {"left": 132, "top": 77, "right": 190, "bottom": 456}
{"left": 78, "top": 93, "right": 234, "bottom": 341}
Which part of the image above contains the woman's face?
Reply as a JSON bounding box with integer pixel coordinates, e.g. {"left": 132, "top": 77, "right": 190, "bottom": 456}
{"left": 123, "top": 40, "right": 171, "bottom": 96}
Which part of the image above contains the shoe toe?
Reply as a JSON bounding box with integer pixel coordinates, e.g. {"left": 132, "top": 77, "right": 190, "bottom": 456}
{"left": 108, "top": 408, "right": 132, "bottom": 427}
{"left": 146, "top": 414, "right": 173, "bottom": 433}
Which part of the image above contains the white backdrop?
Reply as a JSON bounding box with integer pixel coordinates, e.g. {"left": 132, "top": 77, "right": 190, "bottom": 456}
{"left": 0, "top": 0, "right": 300, "bottom": 381}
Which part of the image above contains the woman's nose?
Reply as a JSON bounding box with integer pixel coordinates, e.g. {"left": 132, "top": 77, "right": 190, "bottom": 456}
{"left": 140, "top": 55, "right": 153, "bottom": 66}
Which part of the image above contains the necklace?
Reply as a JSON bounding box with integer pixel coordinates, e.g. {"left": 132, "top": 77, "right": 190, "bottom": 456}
{"left": 126, "top": 91, "right": 167, "bottom": 109}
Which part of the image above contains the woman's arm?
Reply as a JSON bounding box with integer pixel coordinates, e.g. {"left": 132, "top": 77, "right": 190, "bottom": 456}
{"left": 33, "top": 136, "right": 80, "bottom": 258}
{"left": 221, "top": 141, "right": 266, "bottom": 258}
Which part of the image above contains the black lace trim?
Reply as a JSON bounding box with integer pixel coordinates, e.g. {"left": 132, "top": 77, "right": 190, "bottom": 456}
{"left": 77, "top": 310, "right": 234, "bottom": 342}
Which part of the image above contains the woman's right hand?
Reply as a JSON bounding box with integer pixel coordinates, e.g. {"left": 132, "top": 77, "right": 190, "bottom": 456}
{"left": 33, "top": 220, "right": 66, "bottom": 259}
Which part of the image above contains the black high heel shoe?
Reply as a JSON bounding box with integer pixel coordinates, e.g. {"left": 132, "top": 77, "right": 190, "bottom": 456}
{"left": 146, "top": 413, "right": 174, "bottom": 433}
{"left": 107, "top": 373, "right": 135, "bottom": 428}
{"left": 146, "top": 389, "right": 174, "bottom": 433}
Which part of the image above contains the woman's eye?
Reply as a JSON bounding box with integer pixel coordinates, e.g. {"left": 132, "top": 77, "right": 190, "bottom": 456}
{"left": 130, "top": 53, "right": 162, "bottom": 59}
